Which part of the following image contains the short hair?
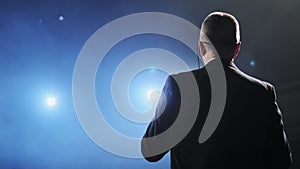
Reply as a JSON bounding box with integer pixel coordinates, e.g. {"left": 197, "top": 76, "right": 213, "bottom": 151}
{"left": 201, "top": 12, "right": 240, "bottom": 59}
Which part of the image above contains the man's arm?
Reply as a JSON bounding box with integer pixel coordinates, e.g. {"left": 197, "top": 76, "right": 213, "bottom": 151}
{"left": 141, "top": 76, "right": 181, "bottom": 162}
{"left": 264, "top": 84, "right": 292, "bottom": 169}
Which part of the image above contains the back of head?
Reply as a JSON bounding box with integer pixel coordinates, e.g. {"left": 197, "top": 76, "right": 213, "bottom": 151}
{"left": 201, "top": 12, "right": 240, "bottom": 59}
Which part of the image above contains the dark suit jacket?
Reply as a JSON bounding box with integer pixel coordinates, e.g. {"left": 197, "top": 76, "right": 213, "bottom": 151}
{"left": 142, "top": 59, "right": 292, "bottom": 169}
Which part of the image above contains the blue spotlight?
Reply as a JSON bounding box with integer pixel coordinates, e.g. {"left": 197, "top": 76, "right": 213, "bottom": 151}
{"left": 58, "top": 15, "right": 64, "bottom": 21}
{"left": 148, "top": 67, "right": 158, "bottom": 72}
{"left": 46, "top": 96, "right": 56, "bottom": 106}
{"left": 147, "top": 89, "right": 161, "bottom": 102}
{"left": 250, "top": 60, "right": 255, "bottom": 67}
{"left": 129, "top": 68, "right": 168, "bottom": 112}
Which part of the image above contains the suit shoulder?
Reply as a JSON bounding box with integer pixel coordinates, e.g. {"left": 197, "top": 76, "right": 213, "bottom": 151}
{"left": 170, "top": 68, "right": 206, "bottom": 79}
{"left": 235, "top": 70, "right": 275, "bottom": 96}
{"left": 170, "top": 69, "right": 200, "bottom": 81}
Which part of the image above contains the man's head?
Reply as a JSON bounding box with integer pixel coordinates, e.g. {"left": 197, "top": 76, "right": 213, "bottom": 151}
{"left": 199, "top": 12, "right": 241, "bottom": 63}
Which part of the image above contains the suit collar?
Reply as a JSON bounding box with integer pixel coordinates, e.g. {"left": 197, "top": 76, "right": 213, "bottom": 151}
{"left": 205, "top": 58, "right": 239, "bottom": 71}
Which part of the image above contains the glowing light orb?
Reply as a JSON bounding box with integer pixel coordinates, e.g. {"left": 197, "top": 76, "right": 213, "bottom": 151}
{"left": 147, "top": 90, "right": 161, "bottom": 102}
{"left": 250, "top": 60, "right": 255, "bottom": 67}
{"left": 46, "top": 97, "right": 56, "bottom": 106}
{"left": 58, "top": 15, "right": 64, "bottom": 21}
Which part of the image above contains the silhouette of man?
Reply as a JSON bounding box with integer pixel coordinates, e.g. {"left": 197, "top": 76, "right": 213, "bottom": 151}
{"left": 141, "top": 12, "right": 292, "bottom": 169}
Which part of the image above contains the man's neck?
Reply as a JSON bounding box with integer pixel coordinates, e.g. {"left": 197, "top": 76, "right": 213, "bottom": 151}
{"left": 203, "top": 55, "right": 235, "bottom": 67}
{"left": 203, "top": 52, "right": 217, "bottom": 65}
{"left": 204, "top": 57, "right": 216, "bottom": 65}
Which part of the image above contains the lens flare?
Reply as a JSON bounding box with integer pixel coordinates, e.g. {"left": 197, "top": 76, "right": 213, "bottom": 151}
{"left": 147, "top": 89, "right": 161, "bottom": 102}
{"left": 46, "top": 97, "right": 56, "bottom": 106}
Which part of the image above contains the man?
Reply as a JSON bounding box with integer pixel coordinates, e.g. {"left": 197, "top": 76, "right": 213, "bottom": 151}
{"left": 141, "top": 12, "right": 292, "bottom": 169}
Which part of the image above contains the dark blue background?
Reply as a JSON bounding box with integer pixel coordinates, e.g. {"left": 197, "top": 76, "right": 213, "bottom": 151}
{"left": 1, "top": 0, "right": 299, "bottom": 168}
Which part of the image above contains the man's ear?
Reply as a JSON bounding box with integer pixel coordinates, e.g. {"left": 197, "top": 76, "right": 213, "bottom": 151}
{"left": 199, "top": 41, "right": 206, "bottom": 56}
{"left": 233, "top": 42, "right": 241, "bottom": 58}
